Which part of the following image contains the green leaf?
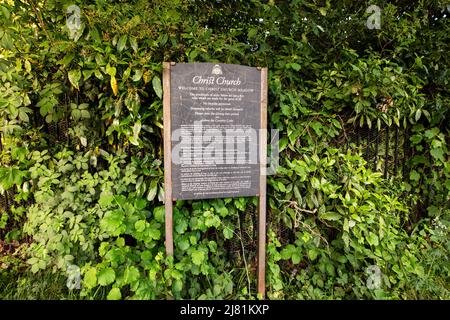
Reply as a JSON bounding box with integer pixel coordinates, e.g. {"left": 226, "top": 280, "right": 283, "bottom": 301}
{"left": 148, "top": 225, "right": 161, "bottom": 240}
{"left": 308, "top": 249, "right": 318, "bottom": 261}
{"left": 117, "top": 34, "right": 127, "bottom": 52}
{"left": 409, "top": 170, "right": 420, "bottom": 182}
{"left": 154, "top": 206, "right": 165, "bottom": 222}
{"left": 130, "top": 37, "right": 138, "bottom": 52}
{"left": 84, "top": 267, "right": 97, "bottom": 289}
{"left": 147, "top": 180, "right": 158, "bottom": 201}
{"left": 99, "top": 192, "right": 114, "bottom": 207}
{"left": 134, "top": 197, "right": 147, "bottom": 210}
{"left": 319, "top": 212, "right": 340, "bottom": 221}
{"left": 124, "top": 266, "right": 140, "bottom": 284}
{"left": 135, "top": 220, "right": 146, "bottom": 232}
{"left": 291, "top": 252, "right": 301, "bottom": 264}
{"left": 175, "top": 218, "right": 188, "bottom": 234}
{"left": 191, "top": 250, "right": 205, "bottom": 266}
{"left": 98, "top": 267, "right": 116, "bottom": 286}
{"left": 152, "top": 76, "right": 162, "bottom": 99}
{"left": 18, "top": 110, "right": 29, "bottom": 122}
{"left": 177, "top": 238, "right": 190, "bottom": 251}
{"left": 367, "top": 233, "right": 379, "bottom": 246}
{"left": 430, "top": 148, "right": 444, "bottom": 162}
{"left": 223, "top": 226, "right": 234, "bottom": 239}
{"left": 107, "top": 288, "right": 121, "bottom": 300}
{"left": 0, "top": 167, "right": 26, "bottom": 190}
{"left": 290, "top": 63, "right": 301, "bottom": 71}
{"left": 68, "top": 69, "right": 81, "bottom": 90}
{"left": 106, "top": 64, "right": 117, "bottom": 77}
{"left": 1, "top": 5, "right": 10, "bottom": 20}
{"left": 132, "top": 69, "right": 143, "bottom": 82}
{"left": 415, "top": 109, "right": 422, "bottom": 122}
{"left": 123, "top": 67, "right": 131, "bottom": 81}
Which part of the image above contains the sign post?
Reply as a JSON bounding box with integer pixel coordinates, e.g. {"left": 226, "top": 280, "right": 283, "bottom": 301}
{"left": 163, "top": 62, "right": 268, "bottom": 297}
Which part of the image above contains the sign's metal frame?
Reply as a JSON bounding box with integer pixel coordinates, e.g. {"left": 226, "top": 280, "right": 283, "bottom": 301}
{"left": 162, "top": 62, "right": 268, "bottom": 298}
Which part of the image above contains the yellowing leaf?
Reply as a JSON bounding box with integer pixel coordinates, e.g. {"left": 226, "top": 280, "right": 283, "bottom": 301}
{"left": 110, "top": 76, "right": 118, "bottom": 96}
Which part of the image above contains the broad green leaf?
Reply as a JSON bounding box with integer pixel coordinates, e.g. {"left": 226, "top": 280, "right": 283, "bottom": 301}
{"left": 132, "top": 69, "right": 143, "bottom": 82}
{"left": 117, "top": 34, "right": 127, "bottom": 52}
{"left": 135, "top": 220, "right": 146, "bottom": 232}
{"left": 84, "top": 267, "right": 97, "bottom": 289}
{"left": 124, "top": 266, "right": 140, "bottom": 284}
{"left": 130, "top": 37, "right": 138, "bottom": 52}
{"left": 191, "top": 250, "right": 205, "bottom": 266}
{"left": 106, "top": 64, "right": 117, "bottom": 77}
{"left": 154, "top": 206, "right": 165, "bottom": 222}
{"left": 98, "top": 267, "right": 115, "bottom": 286}
{"left": 319, "top": 212, "right": 340, "bottom": 221}
{"left": 291, "top": 252, "right": 301, "bottom": 264}
{"left": 223, "top": 226, "right": 234, "bottom": 239}
{"left": 107, "top": 288, "right": 121, "bottom": 300}
{"left": 68, "top": 69, "right": 81, "bottom": 90}
{"left": 152, "top": 76, "right": 162, "bottom": 99}
{"left": 147, "top": 180, "right": 158, "bottom": 201}
{"left": 177, "top": 238, "right": 190, "bottom": 251}
{"left": 430, "top": 148, "right": 444, "bottom": 162}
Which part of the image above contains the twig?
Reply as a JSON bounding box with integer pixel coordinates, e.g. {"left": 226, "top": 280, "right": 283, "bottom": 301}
{"left": 29, "top": 0, "right": 53, "bottom": 42}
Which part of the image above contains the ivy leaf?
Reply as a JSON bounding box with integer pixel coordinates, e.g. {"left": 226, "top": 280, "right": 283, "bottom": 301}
{"left": 152, "top": 76, "right": 162, "bottom": 99}
{"left": 0, "top": 167, "right": 26, "bottom": 190}
{"left": 191, "top": 250, "right": 205, "bottom": 266}
{"left": 223, "top": 226, "right": 234, "bottom": 239}
{"left": 123, "top": 266, "right": 140, "bottom": 284}
{"left": 134, "top": 197, "right": 147, "bottom": 210}
{"left": 153, "top": 206, "right": 165, "bottom": 223}
{"left": 175, "top": 218, "right": 188, "bottom": 234}
{"left": 409, "top": 170, "right": 420, "bottom": 182}
{"left": 308, "top": 249, "right": 318, "bottom": 261}
{"left": 68, "top": 69, "right": 81, "bottom": 90}
{"left": 148, "top": 226, "right": 161, "bottom": 240}
{"left": 291, "top": 252, "right": 301, "bottom": 264}
{"left": 84, "top": 267, "right": 97, "bottom": 289}
{"left": 98, "top": 267, "right": 116, "bottom": 286}
{"left": 135, "top": 220, "right": 146, "bottom": 233}
{"left": 177, "top": 238, "right": 190, "bottom": 251}
{"left": 430, "top": 148, "right": 444, "bottom": 162}
{"left": 107, "top": 288, "right": 122, "bottom": 300}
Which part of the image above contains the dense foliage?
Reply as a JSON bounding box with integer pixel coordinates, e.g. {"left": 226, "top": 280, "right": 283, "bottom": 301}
{"left": 0, "top": 0, "right": 448, "bottom": 299}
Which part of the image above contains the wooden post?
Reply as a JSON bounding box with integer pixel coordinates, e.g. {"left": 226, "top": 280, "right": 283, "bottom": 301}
{"left": 258, "top": 67, "right": 268, "bottom": 298}
{"left": 163, "top": 62, "right": 174, "bottom": 256}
